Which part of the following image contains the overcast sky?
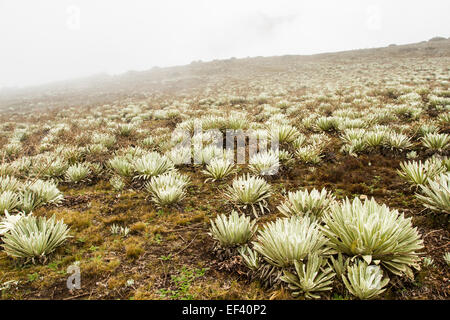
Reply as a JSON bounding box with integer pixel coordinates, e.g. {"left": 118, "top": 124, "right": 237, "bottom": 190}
{"left": 0, "top": 0, "right": 449, "bottom": 88}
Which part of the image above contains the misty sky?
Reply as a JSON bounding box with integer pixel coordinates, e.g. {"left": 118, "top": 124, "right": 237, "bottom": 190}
{"left": 1, "top": 0, "right": 449, "bottom": 88}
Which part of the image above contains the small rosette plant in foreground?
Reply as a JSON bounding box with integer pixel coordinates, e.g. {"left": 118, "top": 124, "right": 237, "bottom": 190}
{"left": 65, "top": 163, "right": 91, "bottom": 183}
{"left": 280, "top": 253, "right": 335, "bottom": 299}
{"left": 0, "top": 190, "right": 20, "bottom": 213}
{"left": 225, "top": 174, "right": 272, "bottom": 217}
{"left": 384, "top": 132, "right": 412, "bottom": 151}
{"left": 277, "top": 188, "right": 335, "bottom": 220}
{"left": 0, "top": 210, "right": 25, "bottom": 235}
{"left": 295, "top": 145, "right": 323, "bottom": 164}
{"left": 132, "top": 152, "right": 175, "bottom": 180}
{"left": 1, "top": 214, "right": 70, "bottom": 264}
{"left": 415, "top": 173, "right": 450, "bottom": 214}
{"left": 253, "top": 216, "right": 329, "bottom": 268}
{"left": 421, "top": 132, "right": 450, "bottom": 153}
{"left": 19, "top": 179, "right": 64, "bottom": 214}
{"left": 397, "top": 159, "right": 445, "bottom": 186}
{"left": 209, "top": 211, "right": 256, "bottom": 255}
{"left": 342, "top": 260, "right": 390, "bottom": 300}
{"left": 268, "top": 124, "right": 299, "bottom": 145}
{"left": 248, "top": 150, "right": 280, "bottom": 176}
{"left": 108, "top": 156, "right": 134, "bottom": 178}
{"left": 321, "top": 197, "right": 424, "bottom": 278}
{"left": 144, "top": 171, "right": 190, "bottom": 207}
{"left": 443, "top": 252, "right": 450, "bottom": 266}
{"left": 202, "top": 158, "right": 236, "bottom": 182}
{"left": 0, "top": 176, "right": 22, "bottom": 193}
{"left": 364, "top": 131, "right": 387, "bottom": 149}
{"left": 166, "top": 146, "right": 192, "bottom": 166}
{"left": 109, "top": 175, "right": 125, "bottom": 191}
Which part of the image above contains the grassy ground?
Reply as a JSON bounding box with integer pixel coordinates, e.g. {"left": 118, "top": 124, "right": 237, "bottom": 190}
{"left": 0, "top": 139, "right": 448, "bottom": 300}
{"left": 0, "top": 39, "right": 449, "bottom": 300}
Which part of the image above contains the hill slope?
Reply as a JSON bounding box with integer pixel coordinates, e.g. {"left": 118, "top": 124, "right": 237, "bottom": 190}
{"left": 1, "top": 39, "right": 449, "bottom": 113}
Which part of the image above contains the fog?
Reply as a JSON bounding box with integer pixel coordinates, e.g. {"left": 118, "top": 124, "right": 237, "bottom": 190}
{"left": 1, "top": 0, "right": 449, "bottom": 88}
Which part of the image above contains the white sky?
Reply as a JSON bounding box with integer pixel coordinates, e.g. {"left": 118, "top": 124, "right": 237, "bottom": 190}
{"left": 0, "top": 0, "right": 449, "bottom": 88}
